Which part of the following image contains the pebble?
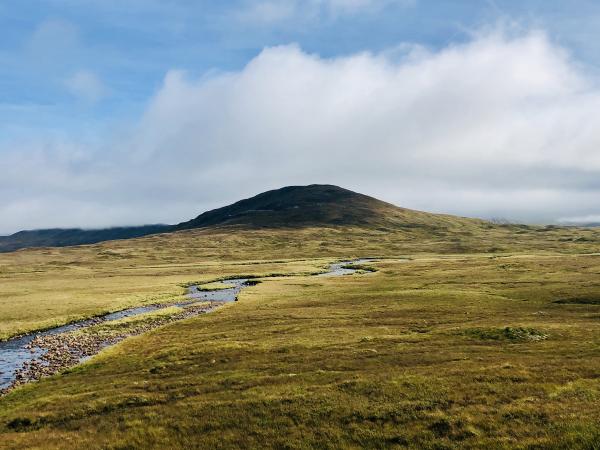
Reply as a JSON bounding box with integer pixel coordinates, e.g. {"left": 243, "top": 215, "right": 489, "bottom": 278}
{"left": 2, "top": 301, "right": 222, "bottom": 395}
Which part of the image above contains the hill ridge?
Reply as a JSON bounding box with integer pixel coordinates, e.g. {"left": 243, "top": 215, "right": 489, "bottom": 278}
{"left": 0, "top": 184, "right": 482, "bottom": 252}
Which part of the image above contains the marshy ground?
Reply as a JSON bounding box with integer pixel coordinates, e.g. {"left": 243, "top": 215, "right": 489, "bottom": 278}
{"left": 1, "top": 261, "right": 366, "bottom": 393}
{"left": 0, "top": 226, "right": 599, "bottom": 448}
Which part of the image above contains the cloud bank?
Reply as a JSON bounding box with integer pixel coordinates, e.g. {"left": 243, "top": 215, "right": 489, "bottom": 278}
{"left": 2, "top": 30, "right": 600, "bottom": 233}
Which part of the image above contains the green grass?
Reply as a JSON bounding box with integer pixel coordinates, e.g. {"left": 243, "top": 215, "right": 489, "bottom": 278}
{"left": 1, "top": 223, "right": 599, "bottom": 340}
{"left": 0, "top": 222, "right": 599, "bottom": 447}
{"left": 462, "top": 326, "right": 548, "bottom": 342}
{"left": 75, "top": 306, "right": 186, "bottom": 339}
{"left": 193, "top": 282, "right": 236, "bottom": 291}
{"left": 1, "top": 254, "right": 600, "bottom": 448}
{"left": 0, "top": 249, "right": 332, "bottom": 340}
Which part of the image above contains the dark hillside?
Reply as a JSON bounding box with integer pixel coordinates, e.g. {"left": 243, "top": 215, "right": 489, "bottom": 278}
{"left": 174, "top": 184, "right": 483, "bottom": 231}
{"left": 0, "top": 225, "right": 170, "bottom": 253}
{"left": 175, "top": 185, "right": 387, "bottom": 229}
{"left": 0, "top": 184, "right": 486, "bottom": 252}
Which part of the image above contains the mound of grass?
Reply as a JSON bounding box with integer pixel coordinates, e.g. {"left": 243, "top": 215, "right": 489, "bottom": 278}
{"left": 194, "top": 282, "right": 236, "bottom": 291}
{"left": 554, "top": 297, "right": 600, "bottom": 305}
{"left": 463, "top": 326, "right": 548, "bottom": 342}
{"left": 341, "top": 263, "right": 377, "bottom": 273}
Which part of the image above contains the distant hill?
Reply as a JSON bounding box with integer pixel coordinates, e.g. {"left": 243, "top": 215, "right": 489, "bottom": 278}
{"left": 0, "top": 225, "right": 170, "bottom": 253}
{"left": 558, "top": 222, "right": 600, "bottom": 228}
{"left": 0, "top": 184, "right": 484, "bottom": 252}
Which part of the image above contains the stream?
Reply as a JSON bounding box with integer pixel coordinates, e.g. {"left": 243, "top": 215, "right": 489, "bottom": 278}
{"left": 0, "top": 259, "right": 372, "bottom": 393}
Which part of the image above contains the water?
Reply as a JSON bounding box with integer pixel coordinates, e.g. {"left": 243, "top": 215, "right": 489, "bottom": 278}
{"left": 0, "top": 306, "right": 163, "bottom": 390}
{"left": 184, "top": 278, "right": 249, "bottom": 304}
{"left": 318, "top": 259, "right": 373, "bottom": 276}
{"left": 0, "top": 259, "right": 372, "bottom": 391}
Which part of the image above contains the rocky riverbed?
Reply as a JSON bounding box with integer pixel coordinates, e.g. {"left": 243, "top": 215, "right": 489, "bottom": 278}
{"left": 4, "top": 302, "right": 220, "bottom": 393}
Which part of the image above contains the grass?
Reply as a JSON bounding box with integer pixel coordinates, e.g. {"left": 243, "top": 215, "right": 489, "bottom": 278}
{"left": 0, "top": 248, "right": 331, "bottom": 340}
{"left": 75, "top": 306, "right": 186, "bottom": 339}
{"left": 553, "top": 297, "right": 600, "bottom": 305}
{"left": 194, "top": 282, "right": 236, "bottom": 291}
{"left": 462, "top": 326, "right": 548, "bottom": 342}
{"left": 1, "top": 223, "right": 599, "bottom": 340}
{"left": 342, "top": 262, "right": 378, "bottom": 273}
{"left": 0, "top": 252, "right": 599, "bottom": 448}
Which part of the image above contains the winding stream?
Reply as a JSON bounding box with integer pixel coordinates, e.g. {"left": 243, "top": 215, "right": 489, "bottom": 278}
{"left": 0, "top": 259, "right": 372, "bottom": 392}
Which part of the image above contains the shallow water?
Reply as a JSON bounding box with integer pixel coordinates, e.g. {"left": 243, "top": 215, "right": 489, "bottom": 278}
{"left": 0, "top": 259, "right": 372, "bottom": 391}
{"left": 184, "top": 278, "right": 249, "bottom": 304}
{"left": 319, "top": 259, "right": 372, "bottom": 276}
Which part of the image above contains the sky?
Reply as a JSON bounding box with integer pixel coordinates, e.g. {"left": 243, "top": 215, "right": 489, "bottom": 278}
{"left": 2, "top": 0, "right": 600, "bottom": 234}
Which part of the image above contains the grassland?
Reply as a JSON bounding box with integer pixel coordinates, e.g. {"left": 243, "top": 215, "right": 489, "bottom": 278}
{"left": 0, "top": 241, "right": 331, "bottom": 340}
{"left": 0, "top": 224, "right": 600, "bottom": 448}
{"left": 1, "top": 224, "right": 599, "bottom": 340}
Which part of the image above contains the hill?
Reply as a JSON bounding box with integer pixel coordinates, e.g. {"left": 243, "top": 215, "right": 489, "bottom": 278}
{"left": 0, "top": 184, "right": 483, "bottom": 252}
{"left": 175, "top": 184, "right": 477, "bottom": 230}
{"left": 0, "top": 225, "right": 170, "bottom": 253}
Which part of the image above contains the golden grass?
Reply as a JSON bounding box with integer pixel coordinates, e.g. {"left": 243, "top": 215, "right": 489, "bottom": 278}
{"left": 0, "top": 253, "right": 599, "bottom": 448}
{"left": 1, "top": 223, "right": 599, "bottom": 339}
{"left": 0, "top": 248, "right": 331, "bottom": 339}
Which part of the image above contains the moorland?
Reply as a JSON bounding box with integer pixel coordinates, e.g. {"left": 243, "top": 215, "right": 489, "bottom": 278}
{"left": 0, "top": 185, "right": 599, "bottom": 449}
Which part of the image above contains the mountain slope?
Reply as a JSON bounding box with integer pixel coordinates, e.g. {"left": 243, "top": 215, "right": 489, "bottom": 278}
{"left": 0, "top": 184, "right": 484, "bottom": 252}
{"left": 175, "top": 184, "right": 479, "bottom": 230}
{"left": 176, "top": 184, "right": 385, "bottom": 229}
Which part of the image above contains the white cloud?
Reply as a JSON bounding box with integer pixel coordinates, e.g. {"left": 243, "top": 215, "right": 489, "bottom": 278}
{"left": 3, "top": 29, "right": 600, "bottom": 233}
{"left": 65, "top": 70, "right": 109, "bottom": 103}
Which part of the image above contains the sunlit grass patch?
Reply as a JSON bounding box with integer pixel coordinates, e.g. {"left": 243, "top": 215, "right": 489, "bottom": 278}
{"left": 548, "top": 379, "right": 600, "bottom": 401}
{"left": 341, "top": 263, "right": 378, "bottom": 273}
{"left": 462, "top": 326, "right": 548, "bottom": 342}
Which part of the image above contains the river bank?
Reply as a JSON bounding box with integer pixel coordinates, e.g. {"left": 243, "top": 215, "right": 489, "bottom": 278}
{"left": 0, "top": 259, "right": 373, "bottom": 394}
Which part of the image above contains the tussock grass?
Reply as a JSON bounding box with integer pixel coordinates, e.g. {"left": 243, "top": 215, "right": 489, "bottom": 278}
{"left": 463, "top": 326, "right": 548, "bottom": 342}
{"left": 1, "top": 255, "right": 600, "bottom": 448}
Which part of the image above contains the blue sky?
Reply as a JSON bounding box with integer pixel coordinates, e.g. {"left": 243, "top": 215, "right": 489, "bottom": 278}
{"left": 3, "top": 0, "right": 599, "bottom": 141}
{"left": 2, "top": 1, "right": 600, "bottom": 232}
